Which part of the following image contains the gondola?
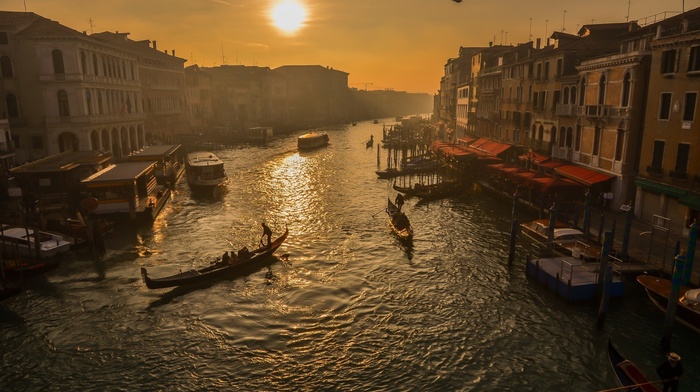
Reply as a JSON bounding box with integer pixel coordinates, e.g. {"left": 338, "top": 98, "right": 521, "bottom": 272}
{"left": 141, "top": 227, "right": 289, "bottom": 289}
{"left": 607, "top": 339, "right": 661, "bottom": 392}
{"left": 386, "top": 198, "right": 413, "bottom": 240}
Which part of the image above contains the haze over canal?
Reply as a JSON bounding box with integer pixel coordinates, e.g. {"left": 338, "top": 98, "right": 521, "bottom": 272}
{"left": 1, "top": 119, "right": 698, "bottom": 391}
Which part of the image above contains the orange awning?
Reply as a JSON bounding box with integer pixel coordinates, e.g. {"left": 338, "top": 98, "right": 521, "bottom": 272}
{"left": 530, "top": 176, "right": 585, "bottom": 194}
{"left": 518, "top": 152, "right": 550, "bottom": 163}
{"left": 554, "top": 165, "right": 613, "bottom": 187}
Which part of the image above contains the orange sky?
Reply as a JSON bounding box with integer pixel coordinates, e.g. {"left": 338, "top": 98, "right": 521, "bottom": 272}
{"left": 10, "top": 0, "right": 700, "bottom": 94}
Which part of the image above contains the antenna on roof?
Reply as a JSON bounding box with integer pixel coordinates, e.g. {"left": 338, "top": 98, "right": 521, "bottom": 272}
{"left": 88, "top": 18, "right": 94, "bottom": 35}
{"left": 23, "top": 1, "right": 27, "bottom": 12}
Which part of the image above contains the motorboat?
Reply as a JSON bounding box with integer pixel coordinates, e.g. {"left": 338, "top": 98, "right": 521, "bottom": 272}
{"left": 297, "top": 132, "right": 329, "bottom": 151}
{"left": 186, "top": 151, "right": 227, "bottom": 190}
{"left": 0, "top": 225, "right": 71, "bottom": 259}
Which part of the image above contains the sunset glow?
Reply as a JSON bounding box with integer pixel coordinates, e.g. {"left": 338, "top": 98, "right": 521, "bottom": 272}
{"left": 270, "top": 0, "right": 307, "bottom": 34}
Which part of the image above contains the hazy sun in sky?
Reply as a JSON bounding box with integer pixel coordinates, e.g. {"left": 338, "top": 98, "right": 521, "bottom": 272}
{"left": 270, "top": 0, "right": 307, "bottom": 34}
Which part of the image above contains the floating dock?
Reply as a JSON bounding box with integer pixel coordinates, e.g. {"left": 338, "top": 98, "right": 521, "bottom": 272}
{"left": 526, "top": 254, "right": 625, "bottom": 301}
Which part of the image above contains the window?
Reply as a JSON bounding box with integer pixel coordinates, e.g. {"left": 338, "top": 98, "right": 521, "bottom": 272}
{"left": 556, "top": 58, "right": 563, "bottom": 76}
{"left": 651, "top": 140, "right": 665, "bottom": 169}
{"left": 536, "top": 63, "right": 542, "bottom": 79}
{"left": 614, "top": 129, "right": 624, "bottom": 161}
{"left": 544, "top": 62, "right": 550, "bottom": 79}
{"left": 593, "top": 127, "right": 602, "bottom": 156}
{"left": 683, "top": 92, "right": 697, "bottom": 122}
{"left": 598, "top": 75, "right": 607, "bottom": 105}
{"left": 571, "top": 86, "right": 577, "bottom": 105}
{"left": 51, "top": 49, "right": 65, "bottom": 74}
{"left": 575, "top": 125, "right": 582, "bottom": 151}
{"left": 674, "top": 143, "right": 690, "bottom": 174}
{"left": 659, "top": 93, "right": 672, "bottom": 120}
{"left": 6, "top": 93, "right": 18, "bottom": 117}
{"left": 558, "top": 127, "right": 565, "bottom": 147}
{"left": 689, "top": 46, "right": 700, "bottom": 72}
{"left": 566, "top": 127, "right": 573, "bottom": 148}
{"left": 0, "top": 55, "right": 13, "bottom": 78}
{"left": 579, "top": 78, "right": 586, "bottom": 105}
{"left": 57, "top": 90, "right": 70, "bottom": 117}
{"left": 661, "top": 49, "right": 677, "bottom": 74}
{"left": 552, "top": 90, "right": 560, "bottom": 110}
{"left": 621, "top": 73, "right": 631, "bottom": 107}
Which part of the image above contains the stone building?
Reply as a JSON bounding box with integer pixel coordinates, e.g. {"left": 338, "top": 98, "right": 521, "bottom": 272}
{"left": 184, "top": 65, "right": 213, "bottom": 137}
{"left": 0, "top": 12, "right": 145, "bottom": 163}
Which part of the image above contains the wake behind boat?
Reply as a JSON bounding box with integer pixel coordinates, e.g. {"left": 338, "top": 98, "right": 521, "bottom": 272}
{"left": 185, "top": 151, "right": 227, "bottom": 191}
{"left": 141, "top": 227, "right": 289, "bottom": 289}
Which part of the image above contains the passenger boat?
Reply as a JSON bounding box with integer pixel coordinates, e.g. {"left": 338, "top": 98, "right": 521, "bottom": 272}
{"left": 520, "top": 219, "right": 600, "bottom": 260}
{"left": 637, "top": 274, "right": 700, "bottom": 334}
{"left": 607, "top": 339, "right": 661, "bottom": 392}
{"left": 297, "top": 132, "right": 329, "bottom": 151}
{"left": 412, "top": 180, "right": 464, "bottom": 201}
{"left": 126, "top": 144, "right": 185, "bottom": 186}
{"left": 185, "top": 151, "right": 227, "bottom": 190}
{"left": 141, "top": 227, "right": 289, "bottom": 289}
{"left": 386, "top": 198, "right": 413, "bottom": 240}
{"left": 0, "top": 225, "right": 71, "bottom": 259}
{"left": 81, "top": 162, "right": 171, "bottom": 222}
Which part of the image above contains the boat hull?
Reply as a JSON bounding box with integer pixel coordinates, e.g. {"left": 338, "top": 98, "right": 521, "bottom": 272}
{"left": 607, "top": 339, "right": 661, "bottom": 392}
{"left": 386, "top": 198, "right": 413, "bottom": 241}
{"left": 142, "top": 228, "right": 289, "bottom": 289}
{"left": 637, "top": 274, "right": 700, "bottom": 334}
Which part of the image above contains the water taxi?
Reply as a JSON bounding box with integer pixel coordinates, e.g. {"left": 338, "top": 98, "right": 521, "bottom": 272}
{"left": 185, "top": 151, "right": 227, "bottom": 191}
{"left": 297, "top": 132, "right": 329, "bottom": 151}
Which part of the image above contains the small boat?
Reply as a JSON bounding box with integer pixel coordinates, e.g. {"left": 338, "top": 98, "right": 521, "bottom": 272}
{"left": 366, "top": 135, "right": 374, "bottom": 148}
{"left": 3, "top": 257, "right": 61, "bottom": 278}
{"left": 298, "top": 132, "right": 329, "bottom": 151}
{"left": 0, "top": 225, "right": 71, "bottom": 259}
{"left": 637, "top": 274, "right": 700, "bottom": 334}
{"left": 141, "top": 227, "right": 289, "bottom": 289}
{"left": 186, "top": 151, "right": 227, "bottom": 190}
{"left": 412, "top": 180, "right": 464, "bottom": 201}
{"left": 373, "top": 120, "right": 379, "bottom": 124}
{"left": 386, "top": 198, "right": 413, "bottom": 240}
{"left": 607, "top": 339, "right": 661, "bottom": 392}
{"left": 520, "top": 219, "right": 600, "bottom": 259}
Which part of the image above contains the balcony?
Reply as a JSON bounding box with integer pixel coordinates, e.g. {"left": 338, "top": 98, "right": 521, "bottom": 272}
{"left": 555, "top": 104, "right": 576, "bottom": 117}
{"left": 608, "top": 107, "right": 630, "bottom": 119}
{"left": 669, "top": 170, "right": 688, "bottom": 181}
{"left": 646, "top": 165, "right": 664, "bottom": 178}
{"left": 585, "top": 105, "right": 610, "bottom": 118}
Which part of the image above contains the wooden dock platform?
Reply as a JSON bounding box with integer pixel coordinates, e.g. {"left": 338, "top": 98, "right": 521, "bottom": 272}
{"left": 526, "top": 255, "right": 625, "bottom": 301}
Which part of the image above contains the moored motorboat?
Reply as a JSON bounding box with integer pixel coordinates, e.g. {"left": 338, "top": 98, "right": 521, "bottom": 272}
{"left": 520, "top": 219, "right": 600, "bottom": 260}
{"left": 607, "top": 339, "right": 661, "bottom": 392}
{"left": 141, "top": 227, "right": 289, "bottom": 289}
{"left": 297, "top": 132, "right": 329, "bottom": 151}
{"left": 186, "top": 151, "right": 227, "bottom": 191}
{"left": 0, "top": 225, "right": 71, "bottom": 259}
{"left": 636, "top": 274, "right": 700, "bottom": 334}
{"left": 386, "top": 198, "right": 413, "bottom": 240}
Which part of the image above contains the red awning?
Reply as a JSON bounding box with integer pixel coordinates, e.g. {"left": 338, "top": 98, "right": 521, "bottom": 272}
{"left": 469, "top": 139, "right": 512, "bottom": 156}
{"left": 518, "top": 152, "right": 550, "bottom": 163}
{"left": 554, "top": 165, "right": 613, "bottom": 187}
{"left": 537, "top": 160, "right": 565, "bottom": 169}
{"left": 431, "top": 142, "right": 475, "bottom": 159}
{"left": 530, "top": 176, "right": 585, "bottom": 194}
{"left": 471, "top": 138, "right": 490, "bottom": 148}
{"left": 457, "top": 136, "right": 476, "bottom": 146}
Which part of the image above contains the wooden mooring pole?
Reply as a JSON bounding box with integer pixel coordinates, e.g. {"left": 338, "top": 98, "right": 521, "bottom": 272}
{"left": 508, "top": 193, "right": 520, "bottom": 265}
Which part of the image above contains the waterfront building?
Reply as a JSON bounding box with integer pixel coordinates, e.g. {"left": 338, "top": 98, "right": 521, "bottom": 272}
{"left": 274, "top": 65, "right": 352, "bottom": 128}
{"left": 204, "top": 65, "right": 288, "bottom": 140}
{"left": 573, "top": 22, "right": 651, "bottom": 210}
{"left": 184, "top": 65, "right": 213, "bottom": 139}
{"left": 499, "top": 42, "right": 537, "bottom": 149}
{"left": 0, "top": 12, "right": 145, "bottom": 163}
{"left": 91, "top": 32, "right": 187, "bottom": 149}
{"left": 635, "top": 8, "right": 700, "bottom": 235}
{"left": 438, "top": 48, "right": 474, "bottom": 134}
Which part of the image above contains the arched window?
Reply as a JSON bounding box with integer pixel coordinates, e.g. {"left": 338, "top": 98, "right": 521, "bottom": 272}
{"left": 558, "top": 126, "right": 566, "bottom": 147}
{"left": 538, "top": 125, "right": 544, "bottom": 141}
{"left": 93, "top": 54, "right": 99, "bottom": 76}
{"left": 80, "top": 51, "right": 87, "bottom": 75}
{"left": 598, "top": 75, "right": 607, "bottom": 105}
{"left": 6, "top": 93, "right": 19, "bottom": 117}
{"left": 0, "top": 55, "right": 13, "bottom": 78}
{"left": 621, "top": 72, "right": 631, "bottom": 107}
{"left": 563, "top": 87, "right": 570, "bottom": 104}
{"left": 97, "top": 90, "right": 103, "bottom": 115}
{"left": 579, "top": 78, "right": 586, "bottom": 106}
{"left": 571, "top": 86, "right": 577, "bottom": 105}
{"left": 57, "top": 90, "right": 70, "bottom": 117}
{"left": 86, "top": 89, "right": 92, "bottom": 115}
{"left": 566, "top": 127, "right": 573, "bottom": 148}
{"left": 52, "top": 49, "right": 65, "bottom": 74}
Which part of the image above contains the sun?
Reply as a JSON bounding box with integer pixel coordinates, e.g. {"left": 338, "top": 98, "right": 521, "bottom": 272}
{"left": 270, "top": 0, "right": 307, "bottom": 34}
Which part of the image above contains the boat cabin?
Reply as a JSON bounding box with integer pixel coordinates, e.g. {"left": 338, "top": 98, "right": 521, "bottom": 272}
{"left": 81, "top": 161, "right": 170, "bottom": 222}
{"left": 297, "top": 132, "right": 329, "bottom": 151}
{"left": 126, "top": 144, "right": 185, "bottom": 186}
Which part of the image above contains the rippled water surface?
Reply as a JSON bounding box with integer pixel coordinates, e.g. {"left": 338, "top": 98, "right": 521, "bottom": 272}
{"left": 2, "top": 119, "right": 699, "bottom": 391}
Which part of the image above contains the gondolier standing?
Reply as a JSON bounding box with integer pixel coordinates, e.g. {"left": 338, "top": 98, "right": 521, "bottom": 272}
{"left": 261, "top": 222, "right": 272, "bottom": 248}
{"left": 395, "top": 193, "right": 405, "bottom": 212}
{"left": 657, "top": 352, "right": 683, "bottom": 392}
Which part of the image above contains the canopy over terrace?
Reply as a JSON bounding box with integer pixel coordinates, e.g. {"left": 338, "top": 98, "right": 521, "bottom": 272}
{"left": 431, "top": 141, "right": 476, "bottom": 161}
{"left": 554, "top": 165, "right": 613, "bottom": 187}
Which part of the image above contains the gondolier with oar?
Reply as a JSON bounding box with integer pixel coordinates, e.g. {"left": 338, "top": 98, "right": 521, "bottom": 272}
{"left": 657, "top": 352, "right": 683, "bottom": 392}
{"left": 261, "top": 222, "right": 273, "bottom": 248}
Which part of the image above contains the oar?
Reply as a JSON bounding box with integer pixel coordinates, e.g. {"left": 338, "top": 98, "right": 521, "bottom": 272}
{"left": 596, "top": 379, "right": 666, "bottom": 392}
{"left": 371, "top": 208, "right": 386, "bottom": 218}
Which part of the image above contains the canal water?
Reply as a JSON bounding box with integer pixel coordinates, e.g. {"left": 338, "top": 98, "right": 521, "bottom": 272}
{"left": 1, "top": 119, "right": 699, "bottom": 391}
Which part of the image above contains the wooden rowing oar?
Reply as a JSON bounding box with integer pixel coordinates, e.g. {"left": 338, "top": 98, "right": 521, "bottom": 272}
{"left": 596, "top": 379, "right": 666, "bottom": 392}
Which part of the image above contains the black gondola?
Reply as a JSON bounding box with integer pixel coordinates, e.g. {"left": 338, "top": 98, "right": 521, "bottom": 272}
{"left": 607, "top": 339, "right": 661, "bottom": 392}
{"left": 386, "top": 198, "right": 413, "bottom": 240}
{"left": 141, "top": 227, "right": 289, "bottom": 289}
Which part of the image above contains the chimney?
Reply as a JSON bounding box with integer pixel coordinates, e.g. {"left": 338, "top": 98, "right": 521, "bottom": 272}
{"left": 152, "top": 40, "right": 157, "bottom": 50}
{"left": 172, "top": 50, "right": 176, "bottom": 57}
{"left": 536, "top": 38, "right": 541, "bottom": 49}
